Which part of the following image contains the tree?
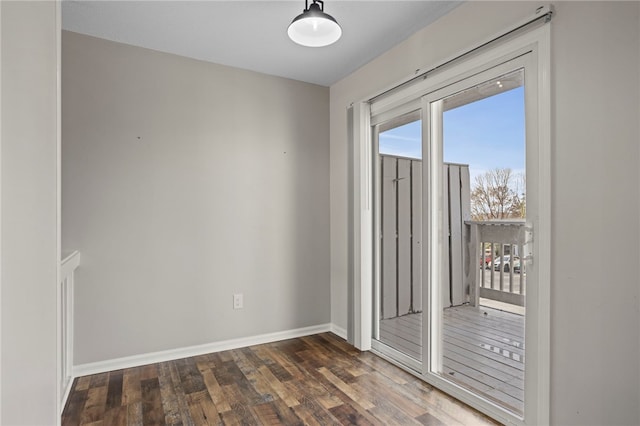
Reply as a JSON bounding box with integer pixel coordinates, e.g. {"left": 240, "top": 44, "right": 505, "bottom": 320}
{"left": 470, "top": 168, "right": 525, "bottom": 220}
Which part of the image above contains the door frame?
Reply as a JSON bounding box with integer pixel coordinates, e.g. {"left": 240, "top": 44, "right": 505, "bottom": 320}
{"left": 351, "top": 23, "right": 550, "bottom": 426}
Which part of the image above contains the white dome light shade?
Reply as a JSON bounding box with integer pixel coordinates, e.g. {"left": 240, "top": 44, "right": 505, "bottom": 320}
{"left": 288, "top": 1, "right": 342, "bottom": 47}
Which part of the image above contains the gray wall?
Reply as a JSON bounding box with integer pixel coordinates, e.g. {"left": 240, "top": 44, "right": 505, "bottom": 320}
{"left": 1, "top": 1, "right": 59, "bottom": 424}
{"left": 551, "top": 4, "right": 639, "bottom": 423}
{"left": 330, "top": 2, "right": 640, "bottom": 425}
{"left": 62, "top": 32, "right": 330, "bottom": 365}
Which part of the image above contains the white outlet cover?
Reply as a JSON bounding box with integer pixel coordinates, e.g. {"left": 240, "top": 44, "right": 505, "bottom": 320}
{"left": 233, "top": 293, "right": 243, "bottom": 309}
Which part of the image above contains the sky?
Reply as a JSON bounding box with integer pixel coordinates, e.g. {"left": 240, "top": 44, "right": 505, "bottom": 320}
{"left": 378, "top": 86, "right": 525, "bottom": 186}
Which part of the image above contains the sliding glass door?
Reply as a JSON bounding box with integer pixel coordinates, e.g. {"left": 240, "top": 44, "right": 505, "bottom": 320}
{"left": 366, "top": 42, "right": 548, "bottom": 423}
{"left": 423, "top": 63, "right": 529, "bottom": 418}
{"left": 371, "top": 110, "right": 423, "bottom": 371}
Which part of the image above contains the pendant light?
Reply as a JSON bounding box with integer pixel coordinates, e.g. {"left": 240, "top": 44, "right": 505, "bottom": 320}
{"left": 287, "top": 0, "right": 342, "bottom": 47}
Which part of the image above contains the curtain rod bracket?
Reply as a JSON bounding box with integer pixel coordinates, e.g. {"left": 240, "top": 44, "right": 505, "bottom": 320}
{"left": 536, "top": 5, "right": 554, "bottom": 23}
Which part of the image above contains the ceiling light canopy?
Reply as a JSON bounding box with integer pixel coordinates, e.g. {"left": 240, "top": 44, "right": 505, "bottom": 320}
{"left": 287, "top": 0, "right": 342, "bottom": 47}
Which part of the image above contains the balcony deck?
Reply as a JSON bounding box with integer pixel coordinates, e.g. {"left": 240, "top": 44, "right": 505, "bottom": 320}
{"left": 379, "top": 305, "right": 524, "bottom": 416}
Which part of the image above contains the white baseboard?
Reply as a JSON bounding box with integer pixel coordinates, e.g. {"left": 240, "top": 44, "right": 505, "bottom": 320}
{"left": 330, "top": 323, "right": 347, "bottom": 340}
{"left": 73, "top": 323, "right": 335, "bottom": 378}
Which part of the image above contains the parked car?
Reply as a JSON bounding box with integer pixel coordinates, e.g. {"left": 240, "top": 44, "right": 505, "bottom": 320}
{"left": 493, "top": 255, "right": 508, "bottom": 271}
{"left": 513, "top": 258, "right": 521, "bottom": 273}
{"left": 494, "top": 255, "right": 520, "bottom": 273}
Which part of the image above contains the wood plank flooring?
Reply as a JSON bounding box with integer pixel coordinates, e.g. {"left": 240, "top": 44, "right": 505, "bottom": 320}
{"left": 62, "top": 333, "right": 499, "bottom": 425}
{"left": 379, "top": 306, "right": 525, "bottom": 416}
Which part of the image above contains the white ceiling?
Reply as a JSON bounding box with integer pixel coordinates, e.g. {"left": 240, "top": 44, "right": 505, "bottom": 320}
{"left": 62, "top": 1, "right": 462, "bottom": 86}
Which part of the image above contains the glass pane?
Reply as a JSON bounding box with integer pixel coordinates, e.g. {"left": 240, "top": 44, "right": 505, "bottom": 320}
{"left": 374, "top": 113, "right": 423, "bottom": 366}
{"left": 379, "top": 119, "right": 421, "bottom": 159}
{"left": 435, "top": 69, "right": 526, "bottom": 416}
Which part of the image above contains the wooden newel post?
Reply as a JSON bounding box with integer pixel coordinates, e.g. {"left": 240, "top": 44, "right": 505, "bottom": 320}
{"left": 466, "top": 222, "right": 481, "bottom": 307}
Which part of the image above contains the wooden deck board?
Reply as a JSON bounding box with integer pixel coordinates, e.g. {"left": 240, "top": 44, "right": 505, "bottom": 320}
{"left": 379, "top": 314, "right": 422, "bottom": 360}
{"left": 379, "top": 304, "right": 525, "bottom": 416}
{"left": 444, "top": 315, "right": 524, "bottom": 349}
{"left": 444, "top": 320, "right": 524, "bottom": 357}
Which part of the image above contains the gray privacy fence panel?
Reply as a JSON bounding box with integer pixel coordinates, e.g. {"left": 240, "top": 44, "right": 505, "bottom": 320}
{"left": 381, "top": 156, "right": 398, "bottom": 319}
{"left": 446, "top": 164, "right": 471, "bottom": 307}
{"left": 397, "top": 159, "right": 412, "bottom": 316}
{"left": 411, "top": 162, "right": 422, "bottom": 314}
{"left": 380, "top": 156, "right": 470, "bottom": 320}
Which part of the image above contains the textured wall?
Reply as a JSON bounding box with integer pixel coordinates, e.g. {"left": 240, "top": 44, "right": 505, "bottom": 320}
{"left": 62, "top": 31, "right": 330, "bottom": 365}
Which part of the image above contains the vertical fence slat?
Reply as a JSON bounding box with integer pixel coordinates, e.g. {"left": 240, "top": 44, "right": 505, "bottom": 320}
{"left": 481, "top": 243, "right": 486, "bottom": 289}
{"left": 469, "top": 224, "right": 480, "bottom": 307}
{"left": 519, "top": 243, "right": 525, "bottom": 295}
{"left": 381, "top": 156, "right": 397, "bottom": 319}
{"left": 397, "top": 159, "right": 412, "bottom": 316}
{"left": 499, "top": 243, "right": 505, "bottom": 291}
{"left": 460, "top": 166, "right": 471, "bottom": 299}
{"left": 508, "top": 243, "right": 515, "bottom": 292}
{"left": 442, "top": 165, "right": 451, "bottom": 308}
{"left": 490, "top": 242, "right": 496, "bottom": 290}
{"left": 449, "top": 165, "right": 464, "bottom": 306}
{"left": 412, "top": 161, "right": 422, "bottom": 313}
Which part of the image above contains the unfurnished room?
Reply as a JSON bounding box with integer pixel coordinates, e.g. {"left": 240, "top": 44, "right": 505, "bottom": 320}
{"left": 1, "top": 1, "right": 639, "bottom": 425}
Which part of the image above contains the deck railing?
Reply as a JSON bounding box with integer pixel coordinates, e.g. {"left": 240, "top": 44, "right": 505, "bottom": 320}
{"left": 466, "top": 221, "right": 526, "bottom": 307}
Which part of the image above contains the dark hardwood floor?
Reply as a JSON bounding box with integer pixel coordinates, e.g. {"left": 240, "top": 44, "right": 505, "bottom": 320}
{"left": 62, "top": 333, "right": 499, "bottom": 425}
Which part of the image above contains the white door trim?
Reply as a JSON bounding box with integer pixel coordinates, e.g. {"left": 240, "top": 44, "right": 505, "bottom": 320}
{"left": 55, "top": 0, "right": 63, "bottom": 421}
{"left": 0, "top": 2, "right": 3, "bottom": 420}
{"left": 351, "top": 101, "right": 373, "bottom": 351}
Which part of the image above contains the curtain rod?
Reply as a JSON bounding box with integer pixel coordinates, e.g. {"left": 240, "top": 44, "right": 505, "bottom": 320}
{"left": 365, "top": 4, "right": 553, "bottom": 104}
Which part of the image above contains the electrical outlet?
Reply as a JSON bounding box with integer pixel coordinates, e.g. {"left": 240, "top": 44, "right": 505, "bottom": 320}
{"left": 233, "top": 293, "right": 243, "bottom": 310}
